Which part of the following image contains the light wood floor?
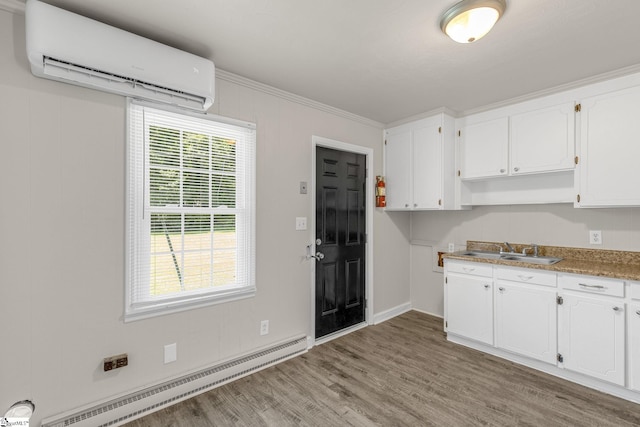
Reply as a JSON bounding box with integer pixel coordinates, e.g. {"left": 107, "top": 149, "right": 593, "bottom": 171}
{"left": 124, "top": 311, "right": 640, "bottom": 426}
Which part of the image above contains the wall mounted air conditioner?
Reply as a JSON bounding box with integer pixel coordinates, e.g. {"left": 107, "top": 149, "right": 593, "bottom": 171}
{"left": 25, "top": 0, "right": 215, "bottom": 112}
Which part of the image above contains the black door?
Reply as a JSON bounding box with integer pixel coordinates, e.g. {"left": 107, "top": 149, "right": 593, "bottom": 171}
{"left": 315, "top": 146, "right": 366, "bottom": 338}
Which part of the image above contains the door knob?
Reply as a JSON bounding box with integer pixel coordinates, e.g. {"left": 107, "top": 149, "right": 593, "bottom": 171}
{"left": 315, "top": 238, "right": 322, "bottom": 245}
{"left": 315, "top": 252, "right": 325, "bottom": 261}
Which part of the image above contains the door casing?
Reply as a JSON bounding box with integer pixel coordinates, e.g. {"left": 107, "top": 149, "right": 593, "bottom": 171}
{"left": 310, "top": 136, "right": 374, "bottom": 347}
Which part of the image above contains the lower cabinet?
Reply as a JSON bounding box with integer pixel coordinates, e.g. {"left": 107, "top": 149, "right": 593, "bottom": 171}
{"left": 558, "top": 293, "right": 626, "bottom": 385}
{"left": 629, "top": 302, "right": 640, "bottom": 392}
{"left": 495, "top": 280, "right": 557, "bottom": 364}
{"left": 445, "top": 261, "right": 493, "bottom": 345}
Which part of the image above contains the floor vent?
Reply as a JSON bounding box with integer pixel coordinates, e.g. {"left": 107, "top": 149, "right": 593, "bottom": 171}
{"left": 42, "top": 336, "right": 308, "bottom": 427}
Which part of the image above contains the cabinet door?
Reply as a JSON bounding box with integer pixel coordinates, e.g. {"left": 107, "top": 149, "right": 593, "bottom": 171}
{"left": 446, "top": 273, "right": 493, "bottom": 345}
{"left": 384, "top": 129, "right": 411, "bottom": 209}
{"left": 578, "top": 85, "right": 640, "bottom": 206}
{"left": 459, "top": 117, "right": 508, "bottom": 179}
{"left": 630, "top": 303, "right": 640, "bottom": 392}
{"left": 510, "top": 103, "right": 575, "bottom": 175}
{"left": 559, "top": 293, "right": 625, "bottom": 385}
{"left": 412, "top": 122, "right": 442, "bottom": 209}
{"left": 495, "top": 282, "right": 557, "bottom": 364}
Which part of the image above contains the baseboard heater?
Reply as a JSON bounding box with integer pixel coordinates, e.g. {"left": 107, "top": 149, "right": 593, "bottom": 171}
{"left": 42, "top": 336, "right": 308, "bottom": 427}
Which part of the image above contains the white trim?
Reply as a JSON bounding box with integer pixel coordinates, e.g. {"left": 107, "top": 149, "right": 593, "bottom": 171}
{"left": 448, "top": 333, "right": 640, "bottom": 405}
{"left": 373, "top": 302, "right": 412, "bottom": 325}
{"left": 309, "top": 136, "right": 374, "bottom": 347}
{"left": 216, "top": 69, "right": 383, "bottom": 129}
{"left": 0, "top": 0, "right": 24, "bottom": 14}
{"left": 411, "top": 307, "right": 444, "bottom": 319}
{"left": 313, "top": 322, "right": 368, "bottom": 347}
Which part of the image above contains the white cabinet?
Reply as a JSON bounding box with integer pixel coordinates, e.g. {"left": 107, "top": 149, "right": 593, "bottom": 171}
{"left": 458, "top": 116, "right": 508, "bottom": 179}
{"left": 458, "top": 100, "right": 575, "bottom": 180}
{"left": 510, "top": 103, "right": 575, "bottom": 175}
{"left": 495, "top": 268, "right": 557, "bottom": 365}
{"left": 384, "top": 127, "right": 411, "bottom": 209}
{"left": 444, "top": 261, "right": 493, "bottom": 345}
{"left": 384, "top": 114, "right": 456, "bottom": 210}
{"left": 576, "top": 85, "right": 640, "bottom": 207}
{"left": 558, "top": 274, "right": 626, "bottom": 386}
{"left": 630, "top": 302, "right": 640, "bottom": 392}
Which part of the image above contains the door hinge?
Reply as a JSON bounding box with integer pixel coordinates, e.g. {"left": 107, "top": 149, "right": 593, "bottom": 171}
{"left": 557, "top": 353, "right": 564, "bottom": 363}
{"left": 365, "top": 168, "right": 368, "bottom": 178}
{"left": 457, "top": 170, "right": 461, "bottom": 177}
{"left": 445, "top": 320, "right": 448, "bottom": 328}
{"left": 364, "top": 233, "right": 368, "bottom": 244}
{"left": 445, "top": 277, "right": 448, "bottom": 284}
{"left": 438, "top": 199, "right": 442, "bottom": 206}
{"left": 574, "top": 156, "right": 579, "bottom": 165}
{"left": 575, "top": 103, "right": 581, "bottom": 112}
{"left": 438, "top": 126, "right": 442, "bottom": 134}
{"left": 557, "top": 295, "right": 564, "bottom": 305}
{"left": 365, "top": 298, "right": 368, "bottom": 308}
{"left": 576, "top": 194, "right": 581, "bottom": 203}
{"left": 458, "top": 130, "right": 461, "bottom": 137}
{"left": 384, "top": 139, "right": 387, "bottom": 145}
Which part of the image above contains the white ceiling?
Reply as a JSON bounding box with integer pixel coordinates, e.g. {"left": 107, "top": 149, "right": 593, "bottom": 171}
{"left": 22, "top": 0, "right": 640, "bottom": 124}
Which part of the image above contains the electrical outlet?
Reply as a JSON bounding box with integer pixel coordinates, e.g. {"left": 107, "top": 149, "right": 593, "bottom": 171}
{"left": 448, "top": 243, "right": 455, "bottom": 252}
{"left": 164, "top": 343, "right": 177, "bottom": 364}
{"left": 260, "top": 320, "right": 269, "bottom": 336}
{"left": 300, "top": 181, "right": 308, "bottom": 194}
{"left": 295, "top": 217, "right": 307, "bottom": 231}
{"left": 103, "top": 353, "right": 128, "bottom": 371}
{"left": 589, "top": 230, "right": 602, "bottom": 245}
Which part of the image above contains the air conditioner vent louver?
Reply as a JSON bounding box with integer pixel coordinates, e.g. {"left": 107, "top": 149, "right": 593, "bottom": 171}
{"left": 26, "top": 0, "right": 214, "bottom": 111}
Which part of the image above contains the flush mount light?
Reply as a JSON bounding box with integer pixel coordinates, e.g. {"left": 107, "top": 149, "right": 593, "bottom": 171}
{"left": 440, "top": 0, "right": 507, "bottom": 43}
{"left": 4, "top": 400, "right": 35, "bottom": 420}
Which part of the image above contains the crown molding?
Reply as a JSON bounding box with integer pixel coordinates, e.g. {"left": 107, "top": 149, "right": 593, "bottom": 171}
{"left": 216, "top": 69, "right": 383, "bottom": 129}
{"left": 461, "top": 63, "right": 640, "bottom": 116}
{"left": 0, "top": 0, "right": 25, "bottom": 14}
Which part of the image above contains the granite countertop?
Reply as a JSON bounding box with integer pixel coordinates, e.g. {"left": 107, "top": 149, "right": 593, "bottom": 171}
{"left": 443, "top": 240, "right": 640, "bottom": 282}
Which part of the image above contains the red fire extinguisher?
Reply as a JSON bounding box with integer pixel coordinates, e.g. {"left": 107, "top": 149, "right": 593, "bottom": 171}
{"left": 376, "top": 176, "right": 386, "bottom": 207}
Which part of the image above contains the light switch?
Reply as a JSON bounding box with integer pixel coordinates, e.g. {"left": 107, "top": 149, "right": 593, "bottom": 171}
{"left": 164, "top": 343, "right": 177, "bottom": 364}
{"left": 296, "top": 217, "right": 307, "bottom": 230}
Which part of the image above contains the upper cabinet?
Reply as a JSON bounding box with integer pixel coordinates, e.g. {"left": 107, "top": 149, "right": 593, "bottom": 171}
{"left": 457, "top": 99, "right": 576, "bottom": 180}
{"left": 458, "top": 117, "right": 508, "bottom": 179}
{"left": 576, "top": 84, "right": 640, "bottom": 207}
{"left": 510, "top": 103, "right": 575, "bottom": 175}
{"left": 384, "top": 113, "right": 457, "bottom": 210}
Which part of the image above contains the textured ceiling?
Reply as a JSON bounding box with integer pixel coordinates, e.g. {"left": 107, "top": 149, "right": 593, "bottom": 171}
{"left": 23, "top": 0, "right": 640, "bottom": 124}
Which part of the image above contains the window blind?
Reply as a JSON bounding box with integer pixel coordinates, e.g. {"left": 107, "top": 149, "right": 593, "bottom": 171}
{"left": 126, "top": 101, "right": 256, "bottom": 321}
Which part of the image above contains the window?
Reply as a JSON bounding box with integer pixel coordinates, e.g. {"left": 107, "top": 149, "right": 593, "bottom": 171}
{"left": 126, "top": 101, "right": 256, "bottom": 321}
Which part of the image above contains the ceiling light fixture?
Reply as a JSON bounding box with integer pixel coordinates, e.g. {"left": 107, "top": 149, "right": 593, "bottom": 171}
{"left": 440, "top": 0, "right": 507, "bottom": 43}
{"left": 3, "top": 400, "right": 35, "bottom": 421}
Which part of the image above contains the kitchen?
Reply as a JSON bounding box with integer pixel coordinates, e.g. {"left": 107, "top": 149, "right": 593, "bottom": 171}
{"left": 3, "top": 0, "right": 640, "bottom": 425}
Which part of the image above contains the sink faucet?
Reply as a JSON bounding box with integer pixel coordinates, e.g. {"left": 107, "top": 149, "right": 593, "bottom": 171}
{"left": 504, "top": 241, "right": 515, "bottom": 254}
{"left": 522, "top": 244, "right": 539, "bottom": 257}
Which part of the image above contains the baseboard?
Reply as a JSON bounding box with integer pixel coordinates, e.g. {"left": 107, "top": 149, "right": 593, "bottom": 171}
{"left": 411, "top": 307, "right": 444, "bottom": 319}
{"left": 373, "top": 302, "right": 411, "bottom": 325}
{"left": 41, "top": 336, "right": 308, "bottom": 427}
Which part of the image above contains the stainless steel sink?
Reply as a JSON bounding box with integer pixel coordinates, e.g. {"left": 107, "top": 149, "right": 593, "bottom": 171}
{"left": 458, "top": 250, "right": 562, "bottom": 265}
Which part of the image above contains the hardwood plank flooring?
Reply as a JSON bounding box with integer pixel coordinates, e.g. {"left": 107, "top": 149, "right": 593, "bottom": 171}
{"left": 124, "top": 311, "right": 640, "bottom": 426}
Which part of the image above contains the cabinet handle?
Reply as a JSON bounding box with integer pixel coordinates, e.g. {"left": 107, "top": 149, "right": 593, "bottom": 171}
{"left": 578, "top": 283, "right": 605, "bottom": 290}
{"left": 484, "top": 284, "right": 490, "bottom": 289}
{"left": 517, "top": 275, "right": 534, "bottom": 281}
{"left": 514, "top": 167, "right": 520, "bottom": 172}
{"left": 405, "top": 204, "right": 409, "bottom": 208}
{"left": 414, "top": 203, "right": 417, "bottom": 207}
{"left": 613, "top": 306, "right": 622, "bottom": 312}
{"left": 499, "top": 168, "right": 506, "bottom": 173}
{"left": 636, "top": 310, "right": 640, "bottom": 316}
{"left": 498, "top": 287, "right": 505, "bottom": 292}
{"left": 462, "top": 267, "right": 475, "bottom": 273}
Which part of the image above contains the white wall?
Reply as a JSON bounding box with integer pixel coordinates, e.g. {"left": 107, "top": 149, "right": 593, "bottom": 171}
{"left": 410, "top": 204, "right": 640, "bottom": 317}
{"left": 0, "top": 9, "right": 411, "bottom": 424}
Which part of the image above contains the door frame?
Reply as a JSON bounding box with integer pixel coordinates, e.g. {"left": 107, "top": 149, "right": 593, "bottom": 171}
{"left": 310, "top": 136, "right": 374, "bottom": 347}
